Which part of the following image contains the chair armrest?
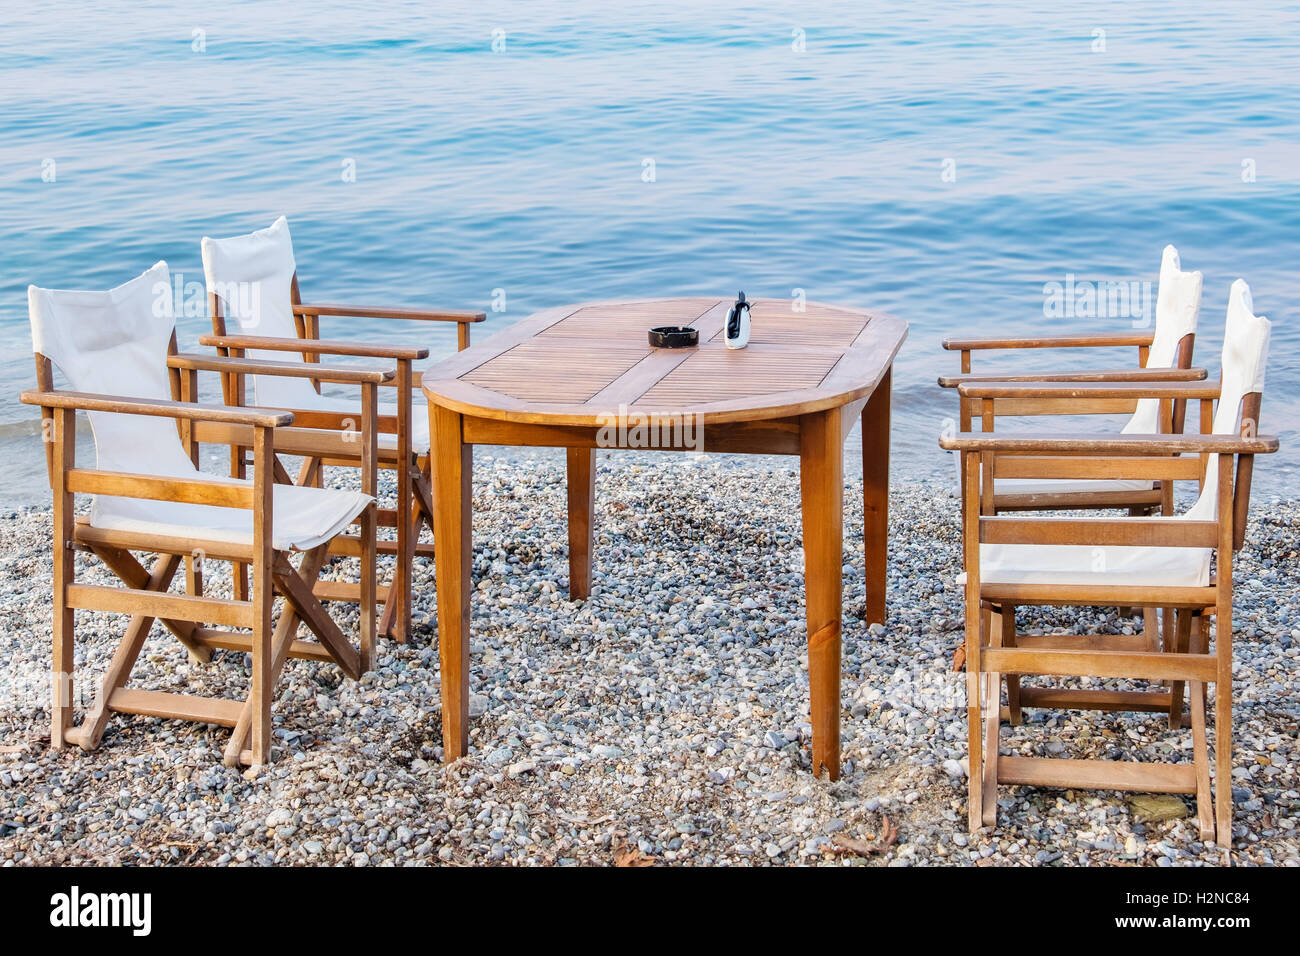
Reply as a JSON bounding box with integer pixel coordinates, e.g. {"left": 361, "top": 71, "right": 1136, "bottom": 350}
{"left": 65, "top": 468, "right": 255, "bottom": 509}
{"left": 20, "top": 389, "right": 293, "bottom": 427}
{"left": 168, "top": 352, "right": 394, "bottom": 385}
{"left": 956, "top": 380, "right": 1220, "bottom": 401}
{"left": 198, "top": 334, "right": 429, "bottom": 361}
{"left": 942, "top": 332, "right": 1155, "bottom": 351}
{"left": 939, "top": 431, "right": 1278, "bottom": 456}
{"left": 293, "top": 303, "right": 486, "bottom": 324}
{"left": 937, "top": 367, "right": 1208, "bottom": 388}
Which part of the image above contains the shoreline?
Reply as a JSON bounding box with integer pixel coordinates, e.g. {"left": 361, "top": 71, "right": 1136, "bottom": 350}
{"left": 1, "top": 461, "right": 1296, "bottom": 866}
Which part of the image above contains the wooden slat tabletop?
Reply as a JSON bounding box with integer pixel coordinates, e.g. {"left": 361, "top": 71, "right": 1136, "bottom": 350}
{"left": 423, "top": 297, "right": 907, "bottom": 426}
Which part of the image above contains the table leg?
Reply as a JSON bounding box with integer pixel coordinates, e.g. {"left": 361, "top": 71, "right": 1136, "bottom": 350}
{"left": 862, "top": 367, "right": 891, "bottom": 625}
{"left": 800, "top": 406, "right": 844, "bottom": 780}
{"left": 430, "top": 404, "right": 472, "bottom": 762}
{"left": 567, "top": 447, "right": 596, "bottom": 600}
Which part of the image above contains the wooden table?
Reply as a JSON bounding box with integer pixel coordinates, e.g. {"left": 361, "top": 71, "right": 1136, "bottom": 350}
{"left": 422, "top": 297, "right": 907, "bottom": 779}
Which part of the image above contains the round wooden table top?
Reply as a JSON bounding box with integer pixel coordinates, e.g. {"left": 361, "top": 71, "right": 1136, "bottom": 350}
{"left": 422, "top": 297, "right": 907, "bottom": 426}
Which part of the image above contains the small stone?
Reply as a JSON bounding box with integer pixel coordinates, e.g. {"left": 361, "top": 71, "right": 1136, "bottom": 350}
{"left": 1128, "top": 794, "right": 1189, "bottom": 823}
{"left": 266, "top": 809, "right": 293, "bottom": 828}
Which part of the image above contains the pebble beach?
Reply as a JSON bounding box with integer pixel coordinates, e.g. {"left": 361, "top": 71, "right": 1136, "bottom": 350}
{"left": 0, "top": 454, "right": 1297, "bottom": 867}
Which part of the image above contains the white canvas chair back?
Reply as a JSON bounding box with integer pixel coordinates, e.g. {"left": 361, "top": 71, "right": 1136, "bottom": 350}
{"left": 200, "top": 216, "right": 432, "bottom": 453}
{"left": 201, "top": 215, "right": 322, "bottom": 410}
{"left": 945, "top": 245, "right": 1203, "bottom": 491}
{"left": 1184, "top": 279, "right": 1269, "bottom": 521}
{"left": 28, "top": 261, "right": 200, "bottom": 481}
{"left": 1121, "top": 244, "right": 1203, "bottom": 434}
{"left": 28, "top": 261, "right": 369, "bottom": 551}
{"left": 976, "top": 279, "right": 1267, "bottom": 590}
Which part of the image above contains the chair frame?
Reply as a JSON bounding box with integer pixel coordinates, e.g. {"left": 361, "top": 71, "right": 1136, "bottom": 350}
{"left": 201, "top": 273, "right": 485, "bottom": 643}
{"left": 941, "top": 337, "right": 1205, "bottom": 678}
{"left": 942, "top": 379, "right": 1276, "bottom": 849}
{"left": 22, "top": 342, "right": 388, "bottom": 767}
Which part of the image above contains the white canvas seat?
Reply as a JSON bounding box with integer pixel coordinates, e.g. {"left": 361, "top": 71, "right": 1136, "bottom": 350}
{"left": 980, "top": 539, "right": 1211, "bottom": 588}
{"left": 95, "top": 481, "right": 368, "bottom": 553}
{"left": 990, "top": 245, "right": 1203, "bottom": 499}
{"left": 988, "top": 476, "right": 1154, "bottom": 497}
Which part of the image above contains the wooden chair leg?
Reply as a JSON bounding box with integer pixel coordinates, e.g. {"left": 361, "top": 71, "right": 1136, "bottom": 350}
{"left": 1142, "top": 608, "right": 1160, "bottom": 652}
{"left": 358, "top": 503, "right": 377, "bottom": 672}
{"left": 389, "top": 361, "right": 414, "bottom": 643}
{"left": 249, "top": 427, "right": 276, "bottom": 766}
{"left": 230, "top": 442, "right": 249, "bottom": 603}
{"left": 50, "top": 407, "right": 75, "bottom": 749}
{"left": 1213, "top": 620, "right": 1234, "bottom": 850}
{"left": 1168, "top": 607, "right": 1192, "bottom": 730}
{"left": 378, "top": 553, "right": 399, "bottom": 638}
{"left": 183, "top": 551, "right": 209, "bottom": 665}
{"left": 1188, "top": 613, "right": 1215, "bottom": 842}
{"left": 967, "top": 668, "right": 982, "bottom": 833}
{"left": 357, "top": 384, "right": 378, "bottom": 671}
{"left": 1001, "top": 605, "right": 1021, "bottom": 725}
{"left": 982, "top": 604, "right": 1002, "bottom": 826}
{"left": 379, "top": 475, "right": 422, "bottom": 642}
{"left": 968, "top": 604, "right": 990, "bottom": 833}
{"left": 185, "top": 552, "right": 203, "bottom": 596}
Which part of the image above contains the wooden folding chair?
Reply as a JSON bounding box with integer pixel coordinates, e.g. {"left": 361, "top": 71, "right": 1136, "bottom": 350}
{"left": 198, "top": 216, "right": 485, "bottom": 642}
{"left": 22, "top": 261, "right": 386, "bottom": 766}
{"left": 941, "top": 246, "right": 1205, "bottom": 678}
{"left": 940, "top": 244, "right": 1204, "bottom": 515}
{"left": 940, "top": 280, "right": 1277, "bottom": 848}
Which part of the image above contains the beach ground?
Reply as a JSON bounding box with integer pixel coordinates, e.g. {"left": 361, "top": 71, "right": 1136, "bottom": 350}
{"left": 0, "top": 455, "right": 1296, "bottom": 866}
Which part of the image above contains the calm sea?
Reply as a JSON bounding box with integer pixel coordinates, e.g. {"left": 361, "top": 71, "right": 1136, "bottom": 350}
{"left": 2, "top": 1, "right": 1298, "bottom": 506}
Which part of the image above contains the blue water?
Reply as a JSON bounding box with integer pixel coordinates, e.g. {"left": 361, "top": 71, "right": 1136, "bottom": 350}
{"left": 3, "top": 1, "right": 1298, "bottom": 505}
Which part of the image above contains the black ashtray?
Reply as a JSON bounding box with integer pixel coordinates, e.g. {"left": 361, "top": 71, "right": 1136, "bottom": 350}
{"left": 648, "top": 325, "right": 699, "bottom": 348}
